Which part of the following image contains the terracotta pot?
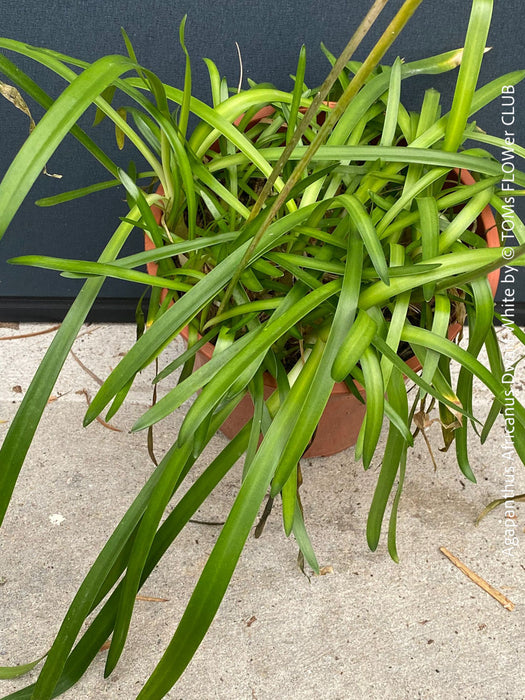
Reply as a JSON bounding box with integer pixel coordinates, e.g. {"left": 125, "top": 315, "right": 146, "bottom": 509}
{"left": 183, "top": 326, "right": 367, "bottom": 457}
{"left": 146, "top": 147, "right": 500, "bottom": 457}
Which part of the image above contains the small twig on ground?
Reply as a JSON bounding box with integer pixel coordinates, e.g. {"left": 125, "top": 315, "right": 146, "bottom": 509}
{"left": 76, "top": 389, "right": 122, "bottom": 432}
{"left": 135, "top": 595, "right": 169, "bottom": 602}
{"left": 0, "top": 323, "right": 100, "bottom": 342}
{"left": 47, "top": 392, "right": 71, "bottom": 404}
{"left": 75, "top": 325, "right": 102, "bottom": 339}
{"left": 0, "top": 324, "right": 61, "bottom": 341}
{"left": 189, "top": 518, "right": 225, "bottom": 526}
{"left": 439, "top": 547, "right": 515, "bottom": 611}
{"left": 70, "top": 350, "right": 104, "bottom": 386}
{"left": 254, "top": 495, "right": 275, "bottom": 539}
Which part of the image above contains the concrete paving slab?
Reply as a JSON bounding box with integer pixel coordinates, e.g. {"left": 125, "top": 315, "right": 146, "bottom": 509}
{"left": 0, "top": 323, "right": 524, "bottom": 699}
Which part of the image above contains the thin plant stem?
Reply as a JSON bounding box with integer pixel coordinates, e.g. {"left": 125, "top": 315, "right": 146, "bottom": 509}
{"left": 248, "top": 0, "right": 390, "bottom": 224}
{"left": 218, "top": 0, "right": 423, "bottom": 315}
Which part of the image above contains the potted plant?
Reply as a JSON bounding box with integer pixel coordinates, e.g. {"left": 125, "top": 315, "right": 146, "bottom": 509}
{"left": 1, "top": 0, "right": 525, "bottom": 697}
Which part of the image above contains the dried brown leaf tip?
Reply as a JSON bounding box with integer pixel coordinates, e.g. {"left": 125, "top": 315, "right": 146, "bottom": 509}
{"left": 0, "top": 80, "right": 62, "bottom": 178}
{"left": 319, "top": 565, "right": 334, "bottom": 576}
{"left": 413, "top": 409, "right": 436, "bottom": 431}
{"left": 0, "top": 80, "right": 36, "bottom": 131}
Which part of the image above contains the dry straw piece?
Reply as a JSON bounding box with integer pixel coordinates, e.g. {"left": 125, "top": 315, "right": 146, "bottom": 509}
{"left": 439, "top": 547, "right": 515, "bottom": 611}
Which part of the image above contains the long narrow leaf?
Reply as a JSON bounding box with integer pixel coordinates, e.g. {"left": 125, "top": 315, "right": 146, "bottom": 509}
{"left": 367, "top": 367, "right": 408, "bottom": 551}
{"left": 0, "top": 53, "right": 137, "bottom": 239}
{"left": 0, "top": 208, "right": 144, "bottom": 528}
{"left": 444, "top": 0, "right": 493, "bottom": 152}
{"left": 136, "top": 338, "right": 327, "bottom": 698}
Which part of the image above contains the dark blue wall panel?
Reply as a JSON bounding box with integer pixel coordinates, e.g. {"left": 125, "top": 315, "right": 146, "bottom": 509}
{"left": 0, "top": 1, "right": 523, "bottom": 318}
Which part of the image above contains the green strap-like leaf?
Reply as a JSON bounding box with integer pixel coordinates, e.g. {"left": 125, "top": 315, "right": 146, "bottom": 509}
{"left": 335, "top": 193, "right": 389, "bottom": 285}
{"left": 359, "top": 345, "right": 385, "bottom": 469}
{"left": 286, "top": 45, "right": 307, "bottom": 147}
{"left": 419, "top": 293, "right": 451, "bottom": 394}
{"left": 444, "top": 0, "right": 493, "bottom": 153}
{"left": 0, "top": 53, "right": 136, "bottom": 240}
{"left": 438, "top": 187, "right": 495, "bottom": 252}
{"left": 84, "top": 206, "right": 320, "bottom": 424}
{"left": 31, "top": 439, "right": 181, "bottom": 699}
{"left": 175, "top": 281, "right": 340, "bottom": 446}
{"left": 0, "top": 52, "right": 119, "bottom": 179}
{"left": 104, "top": 442, "right": 193, "bottom": 676}
{"left": 2, "top": 412, "right": 251, "bottom": 700}
{"left": 292, "top": 502, "right": 320, "bottom": 573}
{"left": 8, "top": 256, "right": 191, "bottom": 292}
{"left": 360, "top": 246, "right": 521, "bottom": 310}
{"left": 400, "top": 325, "right": 525, "bottom": 456}
{"left": 332, "top": 309, "right": 378, "bottom": 382}
{"left": 136, "top": 338, "right": 327, "bottom": 699}
{"left": 387, "top": 445, "right": 407, "bottom": 562}
{"left": 454, "top": 277, "right": 495, "bottom": 480}
{"left": 205, "top": 145, "right": 505, "bottom": 178}
{"left": 281, "top": 465, "right": 297, "bottom": 536}
{"left": 0, "top": 655, "right": 46, "bottom": 680}
{"left": 417, "top": 196, "right": 439, "bottom": 301}
{"left": 380, "top": 57, "right": 402, "bottom": 147}
{"left": 271, "top": 230, "right": 365, "bottom": 495}
{"left": 367, "top": 367, "right": 408, "bottom": 552}
{"left": 0, "top": 207, "right": 144, "bottom": 529}
{"left": 372, "top": 334, "right": 475, "bottom": 422}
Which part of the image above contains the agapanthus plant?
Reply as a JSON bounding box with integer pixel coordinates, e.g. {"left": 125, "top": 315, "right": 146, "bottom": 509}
{"left": 1, "top": 0, "right": 524, "bottom": 697}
